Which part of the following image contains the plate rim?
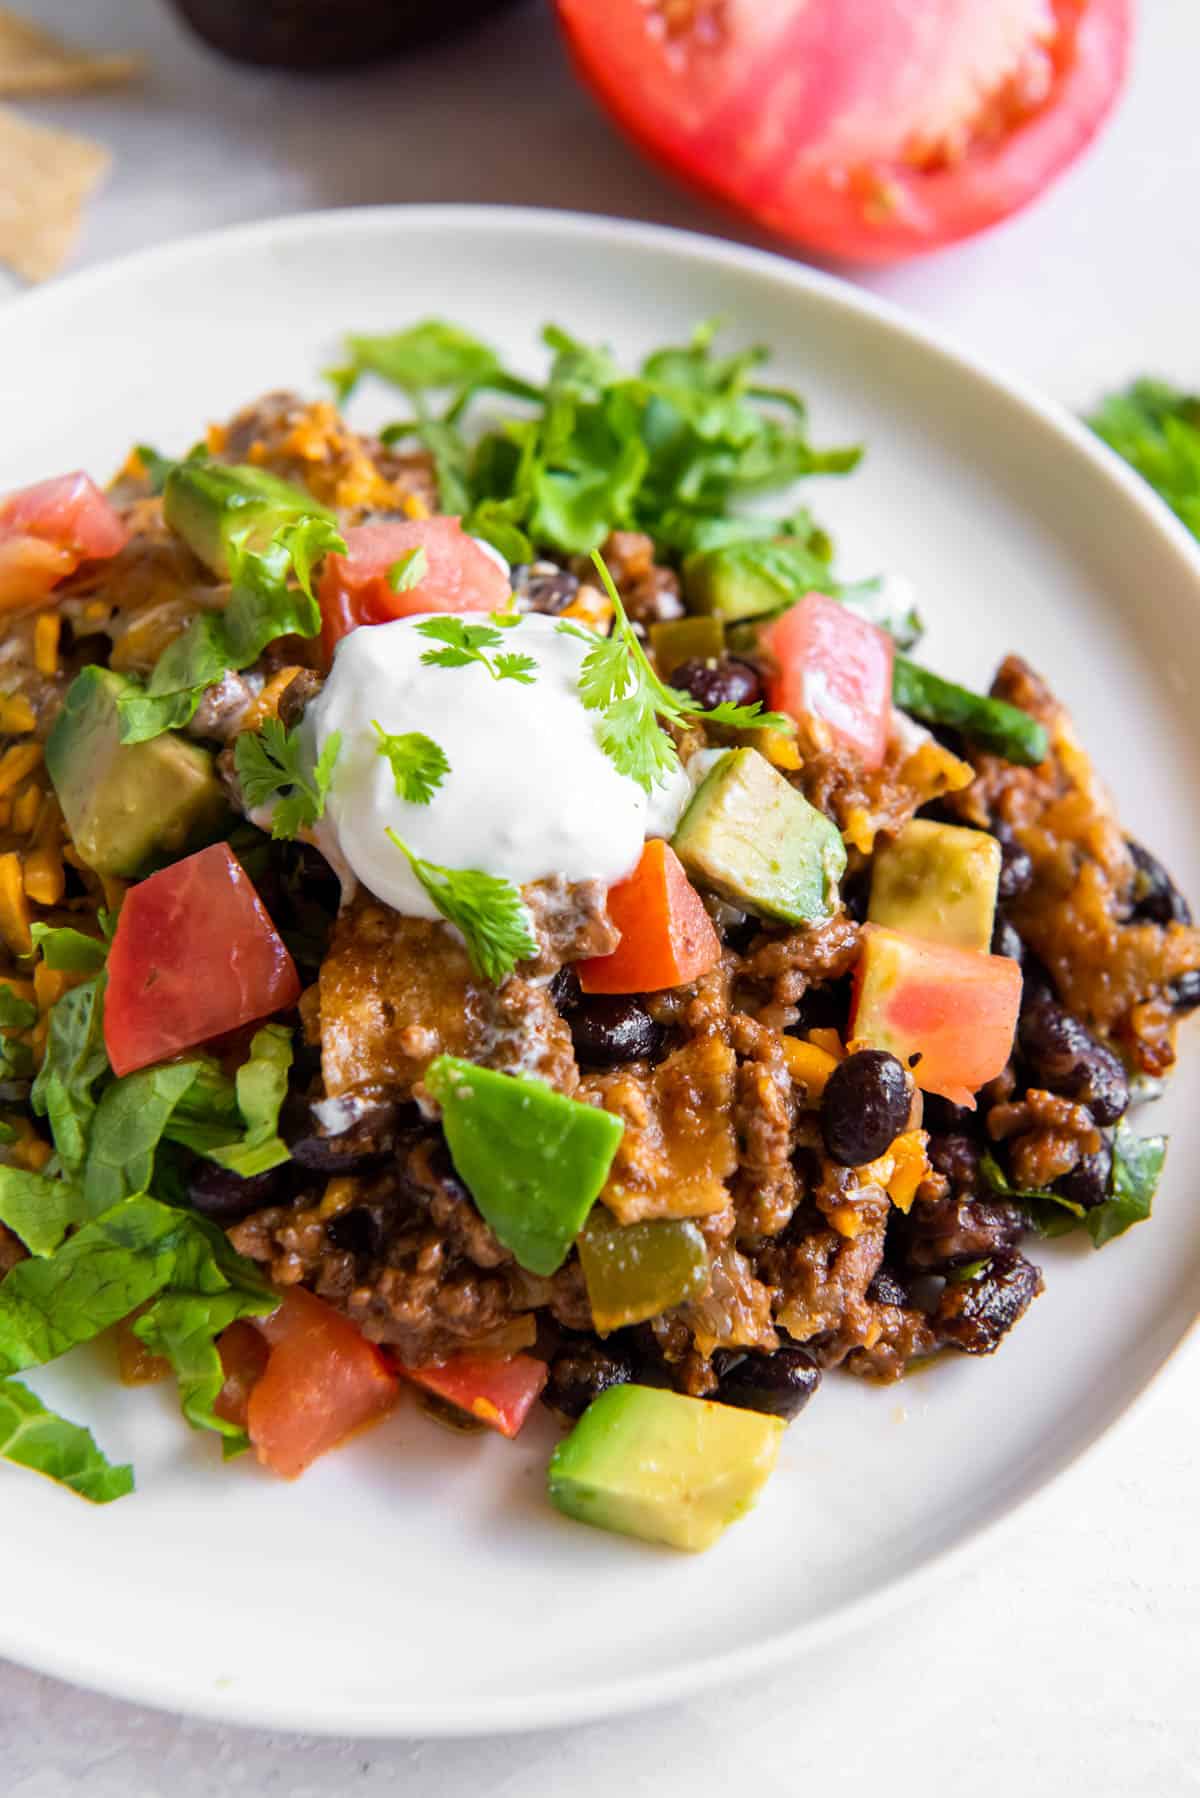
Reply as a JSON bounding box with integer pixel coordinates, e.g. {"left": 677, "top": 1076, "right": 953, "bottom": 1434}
{"left": 4, "top": 201, "right": 1200, "bottom": 1738}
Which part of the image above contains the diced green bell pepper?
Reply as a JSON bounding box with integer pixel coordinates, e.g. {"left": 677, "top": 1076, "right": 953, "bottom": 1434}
{"left": 577, "top": 1209, "right": 708, "bottom": 1334}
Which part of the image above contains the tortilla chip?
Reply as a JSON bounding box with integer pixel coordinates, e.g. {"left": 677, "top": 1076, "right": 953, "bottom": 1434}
{"left": 0, "top": 106, "right": 110, "bottom": 282}
{"left": 0, "top": 10, "right": 142, "bottom": 96}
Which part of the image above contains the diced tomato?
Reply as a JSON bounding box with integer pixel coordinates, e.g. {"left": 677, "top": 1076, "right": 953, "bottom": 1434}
{"left": 213, "top": 1319, "right": 271, "bottom": 1431}
{"left": 554, "top": 0, "right": 1130, "bottom": 263}
{"left": 763, "top": 593, "right": 894, "bottom": 771}
{"left": 0, "top": 473, "right": 128, "bottom": 608}
{"left": 318, "top": 516, "right": 510, "bottom": 659}
{"left": 103, "top": 843, "right": 300, "bottom": 1077}
{"left": 578, "top": 839, "right": 722, "bottom": 995}
{"left": 850, "top": 923, "right": 1022, "bottom": 1108}
{"left": 403, "top": 1353, "right": 548, "bottom": 1440}
{"left": 246, "top": 1290, "right": 399, "bottom": 1479}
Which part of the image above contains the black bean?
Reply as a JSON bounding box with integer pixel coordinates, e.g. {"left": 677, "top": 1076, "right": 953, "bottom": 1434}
{"left": 788, "top": 979, "right": 852, "bottom": 1039}
{"left": 1168, "top": 970, "right": 1200, "bottom": 1015}
{"left": 927, "top": 1132, "right": 982, "bottom": 1191}
{"left": 284, "top": 1097, "right": 402, "bottom": 1174}
{"left": 511, "top": 561, "right": 580, "bottom": 615}
{"left": 715, "top": 1346, "right": 821, "bottom": 1420}
{"left": 187, "top": 1163, "right": 286, "bottom": 1221}
{"left": 543, "top": 1340, "right": 633, "bottom": 1419}
{"left": 667, "top": 656, "right": 762, "bottom": 712}
{"left": 1018, "top": 989, "right": 1129, "bottom": 1125}
{"left": 922, "top": 1094, "right": 983, "bottom": 1137}
{"left": 1056, "top": 1139, "right": 1113, "bottom": 1211}
{"left": 569, "top": 995, "right": 666, "bottom": 1068}
{"left": 866, "top": 1267, "right": 911, "bottom": 1308}
{"left": 841, "top": 866, "right": 871, "bottom": 925}
{"left": 325, "top": 1207, "right": 383, "bottom": 1258}
{"left": 550, "top": 966, "right": 582, "bottom": 1014}
{"left": 991, "top": 917, "right": 1025, "bottom": 963}
{"left": 1127, "top": 840, "right": 1193, "bottom": 926}
{"left": 996, "top": 836, "right": 1034, "bottom": 902}
{"left": 935, "top": 1250, "right": 1043, "bottom": 1355}
{"left": 821, "top": 1049, "right": 913, "bottom": 1166}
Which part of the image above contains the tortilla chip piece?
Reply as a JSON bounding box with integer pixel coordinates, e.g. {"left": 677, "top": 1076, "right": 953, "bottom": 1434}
{"left": 0, "top": 106, "right": 110, "bottom": 281}
{"left": 0, "top": 10, "right": 142, "bottom": 95}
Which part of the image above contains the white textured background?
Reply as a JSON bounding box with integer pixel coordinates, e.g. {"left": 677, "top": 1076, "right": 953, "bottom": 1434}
{"left": 2, "top": 1, "right": 1199, "bottom": 1791}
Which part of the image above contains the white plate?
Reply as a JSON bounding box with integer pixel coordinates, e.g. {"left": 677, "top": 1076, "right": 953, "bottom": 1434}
{"left": 3, "top": 207, "right": 1200, "bottom": 1738}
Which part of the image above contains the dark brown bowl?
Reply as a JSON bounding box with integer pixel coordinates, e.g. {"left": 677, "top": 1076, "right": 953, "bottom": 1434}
{"left": 166, "top": 0, "right": 520, "bottom": 70}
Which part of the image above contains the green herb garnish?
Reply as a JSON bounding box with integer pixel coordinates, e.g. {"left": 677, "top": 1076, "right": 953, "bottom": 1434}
{"left": 372, "top": 724, "right": 450, "bottom": 805}
{"left": 416, "top": 617, "right": 537, "bottom": 686}
{"left": 234, "top": 718, "right": 341, "bottom": 840}
{"left": 385, "top": 830, "right": 536, "bottom": 985}
{"left": 1087, "top": 379, "right": 1200, "bottom": 540}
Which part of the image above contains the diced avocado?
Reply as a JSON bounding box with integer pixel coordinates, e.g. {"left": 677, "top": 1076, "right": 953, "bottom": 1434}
{"left": 672, "top": 747, "right": 846, "bottom": 925}
{"left": 649, "top": 615, "right": 725, "bottom": 679}
{"left": 424, "top": 1055, "right": 625, "bottom": 1278}
{"left": 577, "top": 1210, "right": 708, "bottom": 1334}
{"left": 548, "top": 1384, "right": 784, "bottom": 1552}
{"left": 868, "top": 818, "right": 1001, "bottom": 952}
{"left": 163, "top": 461, "right": 331, "bottom": 577}
{"left": 46, "top": 668, "right": 228, "bottom": 878}
{"left": 683, "top": 545, "right": 786, "bottom": 622}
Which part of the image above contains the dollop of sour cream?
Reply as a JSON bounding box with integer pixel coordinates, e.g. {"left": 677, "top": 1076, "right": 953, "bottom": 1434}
{"left": 304, "top": 613, "right": 691, "bottom": 920}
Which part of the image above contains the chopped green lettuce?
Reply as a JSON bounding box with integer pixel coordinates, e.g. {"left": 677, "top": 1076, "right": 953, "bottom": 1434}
{"left": 0, "top": 1378, "right": 133, "bottom": 1504}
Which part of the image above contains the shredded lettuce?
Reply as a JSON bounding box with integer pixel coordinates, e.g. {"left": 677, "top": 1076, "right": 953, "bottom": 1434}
{"left": 0, "top": 1378, "right": 133, "bottom": 1504}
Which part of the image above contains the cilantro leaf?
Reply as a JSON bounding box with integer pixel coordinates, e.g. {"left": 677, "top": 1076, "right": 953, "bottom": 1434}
{"left": 1087, "top": 380, "right": 1200, "bottom": 539}
{"left": 0, "top": 1378, "right": 133, "bottom": 1504}
{"left": 388, "top": 547, "right": 428, "bottom": 593}
{"left": 1088, "top": 1123, "right": 1166, "bottom": 1248}
{"left": 28, "top": 922, "right": 107, "bottom": 973}
{"left": 372, "top": 723, "right": 450, "bottom": 805}
{"left": 416, "top": 617, "right": 537, "bottom": 685}
{"left": 116, "top": 521, "right": 346, "bottom": 746}
{"left": 234, "top": 718, "right": 341, "bottom": 840}
{"left": 386, "top": 831, "right": 536, "bottom": 986}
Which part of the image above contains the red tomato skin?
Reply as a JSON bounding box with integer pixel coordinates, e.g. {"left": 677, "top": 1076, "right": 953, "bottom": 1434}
{"left": 248, "top": 1290, "right": 400, "bottom": 1479}
{"left": 319, "top": 517, "right": 510, "bottom": 659}
{"left": 850, "top": 923, "right": 1022, "bottom": 1108}
{"left": 103, "top": 843, "right": 301, "bottom": 1077}
{"left": 554, "top": 0, "right": 1131, "bottom": 263}
{"left": 764, "top": 593, "right": 894, "bottom": 770}
{"left": 0, "top": 472, "right": 129, "bottom": 607}
{"left": 402, "top": 1353, "right": 548, "bottom": 1440}
{"left": 578, "top": 840, "right": 722, "bottom": 995}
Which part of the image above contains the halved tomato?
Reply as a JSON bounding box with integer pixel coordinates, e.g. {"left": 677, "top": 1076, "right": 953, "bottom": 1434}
{"left": 246, "top": 1290, "right": 400, "bottom": 1478}
{"left": 554, "top": 0, "right": 1130, "bottom": 262}
{"left": 104, "top": 843, "right": 301, "bottom": 1076}
{"left": 0, "top": 472, "right": 129, "bottom": 608}
{"left": 319, "top": 516, "right": 510, "bottom": 659}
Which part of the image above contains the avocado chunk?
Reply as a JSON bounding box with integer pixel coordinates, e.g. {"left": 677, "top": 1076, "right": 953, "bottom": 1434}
{"left": 424, "top": 1055, "right": 625, "bottom": 1278}
{"left": 683, "top": 545, "right": 786, "bottom": 622}
{"left": 548, "top": 1384, "right": 784, "bottom": 1552}
{"left": 868, "top": 818, "right": 1001, "bottom": 952}
{"left": 163, "top": 461, "right": 331, "bottom": 577}
{"left": 672, "top": 747, "right": 846, "bottom": 925}
{"left": 46, "top": 668, "right": 228, "bottom": 879}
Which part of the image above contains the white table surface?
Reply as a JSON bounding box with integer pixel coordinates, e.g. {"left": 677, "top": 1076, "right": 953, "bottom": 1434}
{"left": 3, "top": 1, "right": 1199, "bottom": 1791}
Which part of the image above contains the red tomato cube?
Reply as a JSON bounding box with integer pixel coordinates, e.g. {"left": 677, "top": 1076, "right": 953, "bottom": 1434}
{"left": 248, "top": 1290, "right": 400, "bottom": 1479}
{"left": 319, "top": 516, "right": 510, "bottom": 659}
{"left": 578, "top": 840, "right": 722, "bottom": 995}
{"left": 0, "top": 472, "right": 128, "bottom": 607}
{"left": 763, "top": 592, "right": 894, "bottom": 770}
{"left": 103, "top": 843, "right": 301, "bottom": 1076}
{"left": 402, "top": 1353, "right": 548, "bottom": 1440}
{"left": 850, "top": 923, "right": 1022, "bottom": 1108}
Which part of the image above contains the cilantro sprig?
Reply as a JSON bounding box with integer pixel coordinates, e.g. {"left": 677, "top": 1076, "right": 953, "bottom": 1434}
{"left": 372, "top": 724, "right": 450, "bottom": 805}
{"left": 416, "top": 617, "right": 537, "bottom": 686}
{"left": 385, "top": 830, "right": 536, "bottom": 985}
{"left": 234, "top": 718, "right": 341, "bottom": 840}
{"left": 565, "top": 551, "right": 794, "bottom": 793}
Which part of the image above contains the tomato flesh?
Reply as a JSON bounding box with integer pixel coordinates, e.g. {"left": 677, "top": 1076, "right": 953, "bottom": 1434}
{"left": 319, "top": 516, "right": 510, "bottom": 659}
{"left": 0, "top": 472, "right": 129, "bottom": 607}
{"left": 764, "top": 593, "right": 894, "bottom": 771}
{"left": 402, "top": 1353, "right": 548, "bottom": 1440}
{"left": 247, "top": 1290, "right": 400, "bottom": 1478}
{"left": 103, "top": 843, "right": 301, "bottom": 1077}
{"left": 554, "top": 0, "right": 1130, "bottom": 261}
{"left": 578, "top": 839, "right": 722, "bottom": 995}
{"left": 850, "top": 923, "right": 1022, "bottom": 1108}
